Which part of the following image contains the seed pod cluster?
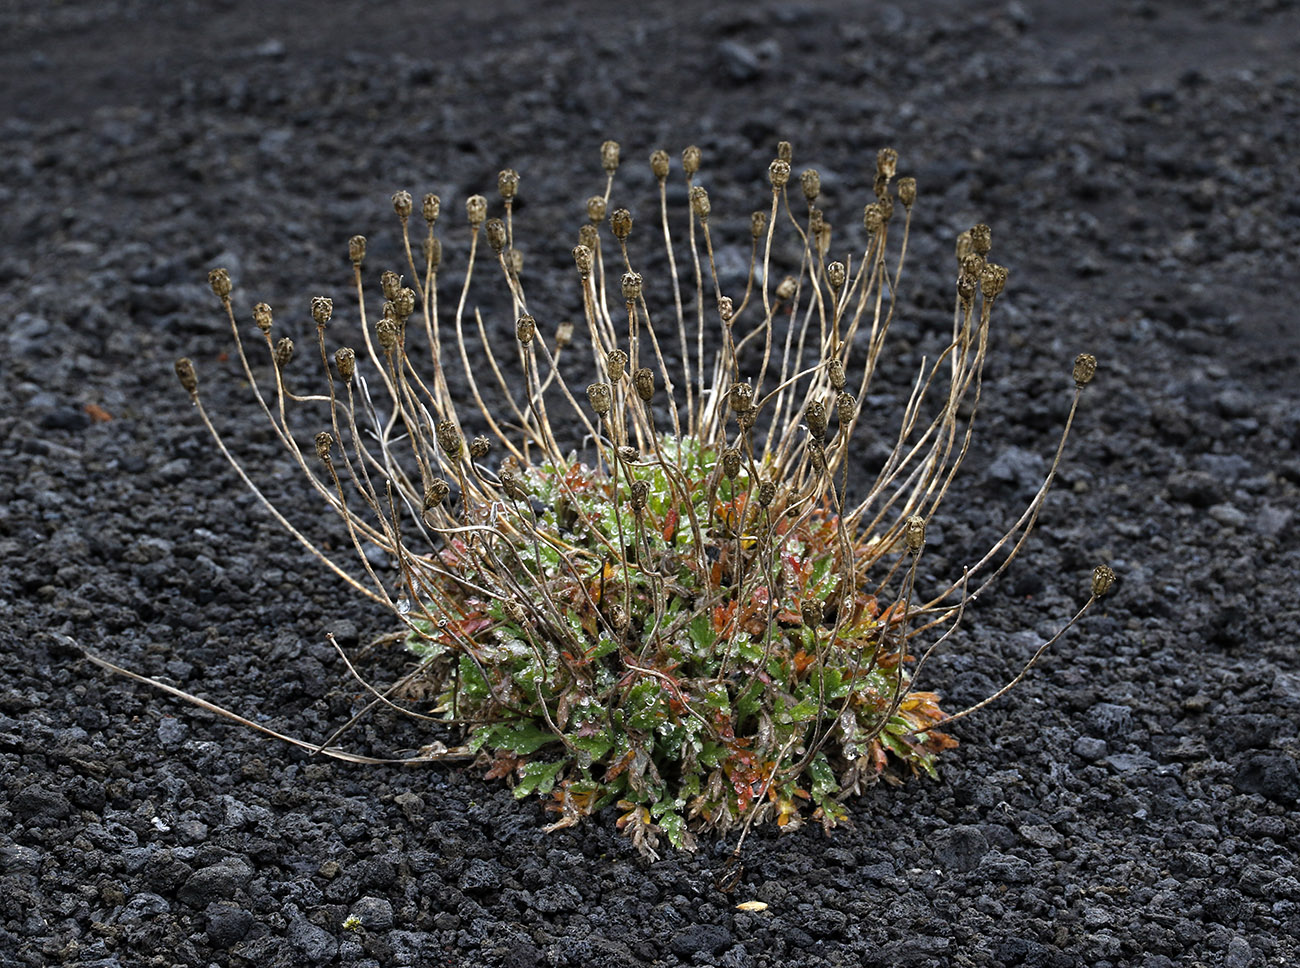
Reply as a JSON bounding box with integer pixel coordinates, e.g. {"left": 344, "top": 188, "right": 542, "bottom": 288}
{"left": 801, "top": 168, "right": 821, "bottom": 203}
{"left": 721, "top": 448, "right": 742, "bottom": 480}
{"left": 1091, "top": 564, "right": 1116, "bottom": 597}
{"left": 650, "top": 149, "right": 670, "bottom": 181}
{"left": 349, "top": 235, "right": 367, "bottom": 266}
{"left": 311, "top": 296, "right": 333, "bottom": 327}
{"left": 376, "top": 317, "right": 399, "bottom": 351}
{"left": 253, "top": 302, "right": 273, "bottom": 333}
{"left": 485, "top": 218, "right": 507, "bottom": 254}
{"left": 314, "top": 431, "right": 334, "bottom": 462}
{"left": 587, "top": 195, "right": 607, "bottom": 224}
{"left": 335, "top": 347, "right": 356, "bottom": 381}
{"left": 904, "top": 515, "right": 926, "bottom": 553}
{"left": 274, "top": 336, "right": 294, "bottom": 369}
{"left": 769, "top": 159, "right": 791, "bottom": 190}
{"left": 682, "top": 145, "right": 701, "bottom": 175}
{"left": 470, "top": 435, "right": 491, "bottom": 460}
{"left": 601, "top": 140, "right": 620, "bottom": 174}
{"left": 606, "top": 349, "right": 628, "bottom": 382}
{"left": 466, "top": 195, "right": 487, "bottom": 227}
{"left": 633, "top": 367, "right": 655, "bottom": 402}
{"left": 175, "top": 357, "right": 198, "bottom": 395}
{"left": 516, "top": 314, "right": 536, "bottom": 344}
{"left": 1073, "top": 353, "right": 1098, "bottom": 387}
{"left": 610, "top": 208, "right": 633, "bottom": 241}
{"left": 422, "top": 194, "right": 440, "bottom": 224}
{"left": 436, "top": 420, "right": 462, "bottom": 458}
{"left": 621, "top": 271, "right": 642, "bottom": 301}
{"left": 208, "top": 267, "right": 232, "bottom": 300}
{"left": 497, "top": 169, "right": 519, "bottom": 201}
{"left": 424, "top": 479, "right": 450, "bottom": 509}
{"left": 806, "top": 401, "right": 828, "bottom": 440}
{"left": 587, "top": 382, "right": 612, "bottom": 416}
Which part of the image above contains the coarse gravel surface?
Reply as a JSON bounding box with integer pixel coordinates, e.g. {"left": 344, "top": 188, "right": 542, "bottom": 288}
{"left": 2, "top": 1, "right": 1299, "bottom": 966}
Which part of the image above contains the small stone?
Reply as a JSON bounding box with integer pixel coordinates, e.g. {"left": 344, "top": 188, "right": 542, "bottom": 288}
{"left": 1072, "top": 736, "right": 1108, "bottom": 761}
{"left": 349, "top": 896, "right": 394, "bottom": 930}
{"left": 288, "top": 918, "right": 339, "bottom": 963}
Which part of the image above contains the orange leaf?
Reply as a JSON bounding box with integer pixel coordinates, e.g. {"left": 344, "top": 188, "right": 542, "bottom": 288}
{"left": 83, "top": 403, "right": 113, "bottom": 423}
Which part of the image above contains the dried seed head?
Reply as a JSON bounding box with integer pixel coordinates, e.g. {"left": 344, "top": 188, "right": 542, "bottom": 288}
{"left": 729, "top": 381, "right": 754, "bottom": 413}
{"left": 863, "top": 203, "right": 884, "bottom": 235}
{"left": 422, "top": 193, "right": 440, "bottom": 225}
{"left": 392, "top": 190, "right": 413, "bottom": 219}
{"left": 897, "top": 176, "right": 916, "bottom": 209}
{"left": 877, "top": 194, "right": 894, "bottom": 223}
{"left": 506, "top": 248, "right": 522, "bottom": 274}
{"left": 621, "top": 270, "right": 642, "bottom": 301}
{"left": 876, "top": 147, "right": 898, "bottom": 180}
{"left": 737, "top": 406, "right": 757, "bottom": 433}
{"left": 960, "top": 254, "right": 985, "bottom": 284}
{"left": 800, "top": 168, "right": 821, "bottom": 202}
{"left": 273, "top": 336, "right": 294, "bottom": 369}
{"left": 751, "top": 210, "right": 768, "bottom": 239}
{"left": 335, "top": 346, "right": 356, "bottom": 381}
{"left": 828, "top": 357, "right": 846, "bottom": 389}
{"left": 381, "top": 270, "right": 401, "bottom": 301}
{"left": 572, "top": 244, "right": 594, "bottom": 278}
{"left": 311, "top": 295, "right": 333, "bottom": 327}
{"left": 955, "top": 229, "right": 974, "bottom": 263}
{"left": 768, "top": 158, "right": 791, "bottom": 190}
{"left": 497, "top": 169, "right": 519, "bottom": 201}
{"left": 315, "top": 431, "right": 334, "bottom": 462}
{"left": 777, "top": 140, "right": 793, "bottom": 163}
{"left": 969, "top": 223, "right": 992, "bottom": 256}
{"left": 601, "top": 139, "right": 620, "bottom": 174}
{"left": 208, "top": 267, "right": 232, "bottom": 300}
{"left": 826, "top": 261, "right": 846, "bottom": 291}
{"left": 836, "top": 391, "right": 856, "bottom": 421}
{"left": 808, "top": 441, "right": 827, "bottom": 472}
{"left": 503, "top": 599, "right": 527, "bottom": 624}
{"left": 349, "top": 235, "right": 367, "bottom": 266}
{"left": 586, "top": 195, "right": 607, "bottom": 224}
{"left": 617, "top": 445, "right": 639, "bottom": 464}
{"left": 466, "top": 194, "right": 487, "bottom": 227}
{"left": 610, "top": 207, "right": 633, "bottom": 241}
{"left": 499, "top": 469, "right": 528, "bottom": 501}
{"left": 690, "top": 185, "right": 711, "bottom": 220}
{"left": 980, "top": 263, "right": 1008, "bottom": 300}
{"left": 376, "top": 316, "right": 399, "bottom": 351}
{"left": 956, "top": 272, "right": 978, "bottom": 308}
{"left": 633, "top": 367, "right": 655, "bottom": 402}
{"left": 757, "top": 479, "right": 776, "bottom": 508}
{"left": 252, "top": 302, "right": 274, "bottom": 333}
{"left": 586, "top": 382, "right": 612, "bottom": 416}
{"left": 515, "top": 314, "right": 536, "bottom": 344}
{"left": 650, "top": 149, "right": 671, "bottom": 181}
{"left": 606, "top": 349, "right": 628, "bottom": 382}
{"left": 1073, "top": 353, "right": 1098, "bottom": 388}
{"left": 425, "top": 235, "right": 442, "bottom": 270}
{"left": 394, "top": 287, "right": 416, "bottom": 319}
{"left": 806, "top": 401, "right": 828, "bottom": 440}
{"left": 776, "top": 275, "right": 797, "bottom": 301}
{"left": 470, "top": 435, "right": 491, "bottom": 460}
{"left": 904, "top": 515, "right": 926, "bottom": 553}
{"left": 577, "top": 222, "right": 599, "bottom": 252}
{"left": 718, "top": 295, "right": 734, "bottom": 324}
{"left": 809, "top": 206, "right": 826, "bottom": 237}
{"left": 555, "top": 321, "right": 574, "bottom": 349}
{"left": 721, "top": 447, "right": 742, "bottom": 480}
{"left": 424, "top": 479, "right": 450, "bottom": 509}
{"left": 436, "top": 420, "right": 463, "bottom": 458}
{"left": 610, "top": 602, "right": 630, "bottom": 633}
{"left": 801, "top": 598, "right": 823, "bottom": 628}
{"left": 682, "top": 145, "right": 701, "bottom": 175}
{"left": 175, "top": 357, "right": 198, "bottom": 395}
{"left": 485, "top": 218, "right": 508, "bottom": 254}
{"left": 1091, "top": 564, "right": 1116, "bottom": 597}
{"left": 630, "top": 479, "right": 650, "bottom": 513}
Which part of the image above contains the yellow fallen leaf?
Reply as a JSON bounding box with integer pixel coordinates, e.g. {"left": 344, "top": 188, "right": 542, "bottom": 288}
{"left": 736, "top": 901, "right": 768, "bottom": 912}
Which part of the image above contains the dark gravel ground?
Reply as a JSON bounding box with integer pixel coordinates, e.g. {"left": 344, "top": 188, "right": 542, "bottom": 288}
{"left": 3, "top": 1, "right": 1300, "bottom": 966}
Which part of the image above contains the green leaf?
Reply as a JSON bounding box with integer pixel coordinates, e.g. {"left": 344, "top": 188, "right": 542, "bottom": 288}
{"left": 490, "top": 721, "right": 560, "bottom": 755}
{"left": 514, "top": 760, "right": 566, "bottom": 798}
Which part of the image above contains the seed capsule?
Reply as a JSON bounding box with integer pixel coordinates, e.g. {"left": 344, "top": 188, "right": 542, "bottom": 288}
{"left": 617, "top": 445, "right": 639, "bottom": 464}
{"left": 466, "top": 194, "right": 487, "bottom": 227}
{"left": 768, "top": 159, "right": 791, "bottom": 190}
{"left": 621, "top": 271, "right": 642, "bottom": 301}
{"left": 515, "top": 314, "right": 536, "bottom": 344}
{"left": 876, "top": 147, "right": 898, "bottom": 180}
{"left": 776, "top": 276, "right": 797, "bottom": 301}
{"left": 601, "top": 140, "right": 621, "bottom": 174}
{"left": 721, "top": 448, "right": 741, "bottom": 480}
{"left": 718, "top": 296, "right": 734, "bottom": 324}
{"left": 335, "top": 347, "right": 356, "bottom": 381}
{"left": 806, "top": 401, "right": 828, "bottom": 440}
{"left": 863, "top": 203, "right": 884, "bottom": 235}
{"left": 252, "top": 302, "right": 273, "bottom": 333}
{"left": 422, "top": 194, "right": 440, "bottom": 225}
{"left": 777, "top": 141, "right": 793, "bottom": 163}
{"left": 311, "top": 296, "right": 333, "bottom": 327}
{"left": 629, "top": 479, "right": 650, "bottom": 513}
{"left": 573, "top": 244, "right": 593, "bottom": 278}
{"left": 315, "top": 431, "right": 334, "bottom": 462}
{"left": 376, "top": 317, "right": 399, "bottom": 351}
{"left": 587, "top": 382, "right": 612, "bottom": 416}
{"left": 555, "top": 321, "right": 574, "bottom": 349}
{"left": 751, "top": 211, "right": 768, "bottom": 239}
{"left": 1073, "top": 353, "right": 1098, "bottom": 388}
{"left": 586, "top": 195, "right": 607, "bottom": 224}
{"left": 904, "top": 515, "right": 926, "bottom": 553}
{"left": 497, "top": 169, "right": 519, "bottom": 202}
{"left": 610, "top": 602, "right": 630, "bottom": 633}
{"left": 425, "top": 236, "right": 442, "bottom": 269}
{"left": 394, "top": 287, "right": 416, "bottom": 320}
{"left": 470, "top": 435, "right": 491, "bottom": 460}
{"left": 208, "top": 267, "right": 232, "bottom": 300}
{"left": 690, "top": 185, "right": 711, "bottom": 220}
{"left": 897, "top": 177, "right": 916, "bottom": 209}
{"left": 273, "top": 336, "right": 294, "bottom": 369}
{"left": 969, "top": 223, "right": 992, "bottom": 256}
{"left": 757, "top": 479, "right": 776, "bottom": 508}
{"left": 1092, "top": 564, "right": 1116, "bottom": 597}
{"left": 682, "top": 145, "right": 701, "bottom": 175}
{"left": 424, "top": 479, "right": 450, "bottom": 509}
{"left": 349, "top": 235, "right": 367, "bottom": 266}
{"left": 485, "top": 218, "right": 507, "bottom": 254}
{"left": 980, "top": 263, "right": 1008, "bottom": 300}
{"left": 606, "top": 349, "right": 628, "bottom": 382}
{"left": 729, "top": 382, "right": 754, "bottom": 413}
{"left": 650, "top": 149, "right": 670, "bottom": 181}
{"left": 826, "top": 262, "right": 846, "bottom": 292}
{"left": 800, "top": 168, "right": 820, "bottom": 203}
{"left": 633, "top": 367, "right": 655, "bottom": 402}
{"left": 499, "top": 469, "right": 527, "bottom": 501}
{"left": 610, "top": 208, "right": 633, "bottom": 241}
{"left": 504, "top": 599, "right": 527, "bottom": 623}
{"left": 577, "top": 223, "right": 599, "bottom": 252}
{"left": 436, "top": 421, "right": 463, "bottom": 458}
{"left": 175, "top": 357, "right": 198, "bottom": 395}
{"left": 381, "top": 270, "right": 401, "bottom": 301}
{"left": 828, "top": 358, "right": 846, "bottom": 389}
{"left": 836, "top": 391, "right": 856, "bottom": 421}
{"left": 801, "top": 599, "right": 823, "bottom": 628}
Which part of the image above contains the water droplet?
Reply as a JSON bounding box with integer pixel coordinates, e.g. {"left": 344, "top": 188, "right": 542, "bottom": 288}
{"left": 396, "top": 597, "right": 411, "bottom": 615}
